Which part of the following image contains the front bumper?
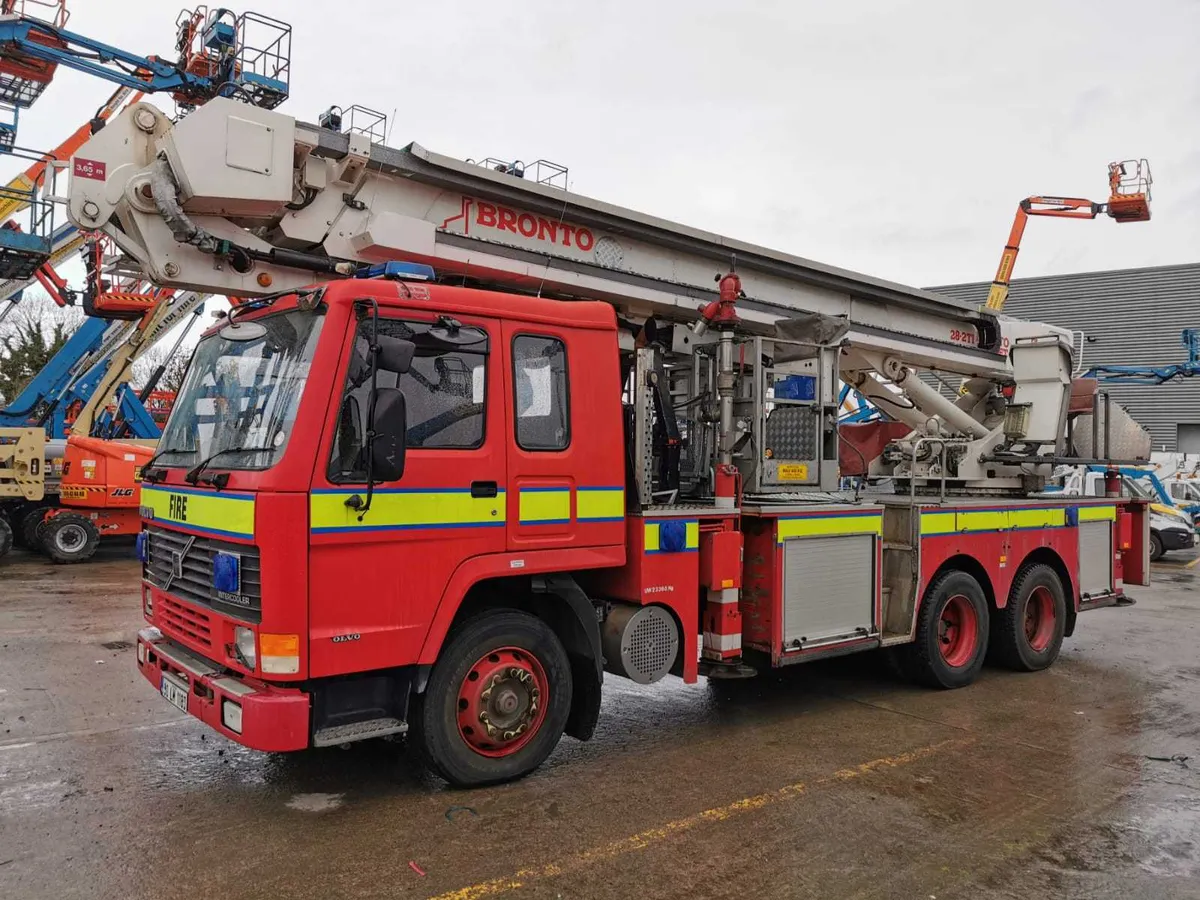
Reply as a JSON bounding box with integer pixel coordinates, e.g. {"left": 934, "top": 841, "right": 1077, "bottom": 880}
{"left": 1159, "top": 528, "right": 1197, "bottom": 552}
{"left": 136, "top": 627, "right": 310, "bottom": 752}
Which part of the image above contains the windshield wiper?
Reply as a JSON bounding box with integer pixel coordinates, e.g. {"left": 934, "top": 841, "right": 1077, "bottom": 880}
{"left": 185, "top": 445, "right": 273, "bottom": 488}
{"left": 141, "top": 446, "right": 195, "bottom": 484}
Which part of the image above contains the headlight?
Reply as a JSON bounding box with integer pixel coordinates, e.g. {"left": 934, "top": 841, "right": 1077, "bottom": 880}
{"left": 234, "top": 626, "right": 256, "bottom": 670}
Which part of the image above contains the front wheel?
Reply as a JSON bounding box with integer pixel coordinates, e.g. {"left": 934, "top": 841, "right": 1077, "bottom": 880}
{"left": 898, "top": 570, "right": 989, "bottom": 689}
{"left": 411, "top": 610, "right": 573, "bottom": 787}
{"left": 40, "top": 513, "right": 100, "bottom": 565}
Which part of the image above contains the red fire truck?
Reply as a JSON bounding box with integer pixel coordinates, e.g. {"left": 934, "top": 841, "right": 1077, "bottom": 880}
{"left": 130, "top": 271, "right": 1145, "bottom": 786}
{"left": 48, "top": 96, "right": 1148, "bottom": 786}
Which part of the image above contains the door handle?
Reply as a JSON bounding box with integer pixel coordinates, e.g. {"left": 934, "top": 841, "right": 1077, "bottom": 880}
{"left": 471, "top": 481, "right": 499, "bottom": 499}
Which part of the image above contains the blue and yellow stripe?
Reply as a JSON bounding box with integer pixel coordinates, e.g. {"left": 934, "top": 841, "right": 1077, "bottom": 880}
{"left": 577, "top": 486, "right": 624, "bottom": 523}
{"left": 518, "top": 487, "right": 571, "bottom": 525}
{"left": 1077, "top": 505, "right": 1117, "bottom": 522}
{"left": 644, "top": 519, "right": 699, "bottom": 554}
{"left": 921, "top": 505, "right": 1088, "bottom": 536}
{"left": 776, "top": 511, "right": 883, "bottom": 543}
{"left": 310, "top": 488, "right": 505, "bottom": 535}
{"left": 140, "top": 485, "right": 255, "bottom": 540}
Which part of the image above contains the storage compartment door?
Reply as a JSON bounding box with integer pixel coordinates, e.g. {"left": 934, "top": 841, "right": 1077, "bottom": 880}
{"left": 1078, "top": 521, "right": 1113, "bottom": 596}
{"left": 782, "top": 534, "right": 876, "bottom": 649}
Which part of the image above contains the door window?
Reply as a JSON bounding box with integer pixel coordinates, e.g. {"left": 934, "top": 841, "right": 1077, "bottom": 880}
{"left": 512, "top": 335, "right": 570, "bottom": 451}
{"left": 329, "top": 318, "right": 488, "bottom": 482}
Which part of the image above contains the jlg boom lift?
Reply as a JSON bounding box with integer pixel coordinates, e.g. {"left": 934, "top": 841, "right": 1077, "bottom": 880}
{"left": 985, "top": 160, "right": 1152, "bottom": 312}
{"left": 0, "top": 247, "right": 209, "bottom": 560}
{"left": 10, "top": 4, "right": 1153, "bottom": 786}
{"left": 13, "top": 274, "right": 209, "bottom": 564}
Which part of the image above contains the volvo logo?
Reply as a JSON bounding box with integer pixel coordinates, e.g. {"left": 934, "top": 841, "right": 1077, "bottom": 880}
{"left": 162, "top": 536, "right": 196, "bottom": 591}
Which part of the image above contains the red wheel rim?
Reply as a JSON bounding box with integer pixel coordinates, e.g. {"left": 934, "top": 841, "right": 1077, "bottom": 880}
{"left": 1024, "top": 585, "right": 1056, "bottom": 652}
{"left": 456, "top": 646, "right": 548, "bottom": 758}
{"left": 938, "top": 594, "right": 978, "bottom": 668}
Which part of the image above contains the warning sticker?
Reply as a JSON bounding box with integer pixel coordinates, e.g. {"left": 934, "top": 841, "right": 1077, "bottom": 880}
{"left": 777, "top": 463, "right": 810, "bottom": 482}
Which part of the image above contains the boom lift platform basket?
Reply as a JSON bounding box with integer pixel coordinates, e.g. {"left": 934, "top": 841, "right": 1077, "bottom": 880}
{"left": 0, "top": 1, "right": 68, "bottom": 108}
{"left": 0, "top": 182, "right": 53, "bottom": 278}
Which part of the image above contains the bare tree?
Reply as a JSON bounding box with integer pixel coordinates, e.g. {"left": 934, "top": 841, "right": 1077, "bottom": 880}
{"left": 132, "top": 344, "right": 193, "bottom": 395}
{"left": 0, "top": 291, "right": 84, "bottom": 406}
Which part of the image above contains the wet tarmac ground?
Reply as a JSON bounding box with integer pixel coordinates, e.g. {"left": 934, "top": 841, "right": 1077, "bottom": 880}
{"left": 2, "top": 542, "right": 1198, "bottom": 900}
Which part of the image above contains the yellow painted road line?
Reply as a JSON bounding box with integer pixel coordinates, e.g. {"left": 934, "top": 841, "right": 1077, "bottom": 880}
{"left": 427, "top": 737, "right": 974, "bottom": 900}
{"left": 1187, "top": 556, "right": 1200, "bottom": 569}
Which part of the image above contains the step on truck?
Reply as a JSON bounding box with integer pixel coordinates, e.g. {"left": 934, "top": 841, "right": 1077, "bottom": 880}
{"left": 54, "top": 97, "right": 1150, "bottom": 786}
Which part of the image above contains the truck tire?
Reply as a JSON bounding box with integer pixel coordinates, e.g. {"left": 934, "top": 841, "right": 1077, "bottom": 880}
{"left": 18, "top": 505, "right": 51, "bottom": 549}
{"left": 0, "top": 516, "right": 12, "bottom": 560}
{"left": 411, "top": 610, "right": 573, "bottom": 787}
{"left": 1150, "top": 531, "right": 1164, "bottom": 562}
{"left": 990, "top": 564, "right": 1066, "bottom": 672}
{"left": 897, "top": 570, "right": 989, "bottom": 689}
{"left": 41, "top": 513, "right": 100, "bottom": 565}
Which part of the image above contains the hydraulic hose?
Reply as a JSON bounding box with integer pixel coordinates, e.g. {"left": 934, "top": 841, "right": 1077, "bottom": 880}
{"left": 149, "top": 156, "right": 360, "bottom": 280}
{"left": 149, "top": 155, "right": 221, "bottom": 254}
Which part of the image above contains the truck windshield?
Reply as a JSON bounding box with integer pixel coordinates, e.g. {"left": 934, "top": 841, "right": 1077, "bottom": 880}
{"left": 156, "top": 309, "right": 324, "bottom": 471}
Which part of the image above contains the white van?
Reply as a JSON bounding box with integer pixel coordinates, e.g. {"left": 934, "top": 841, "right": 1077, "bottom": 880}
{"left": 1047, "top": 467, "right": 1197, "bottom": 561}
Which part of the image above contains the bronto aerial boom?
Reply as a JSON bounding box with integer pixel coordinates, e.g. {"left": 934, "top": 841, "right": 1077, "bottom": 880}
{"left": 63, "top": 97, "right": 1081, "bottom": 493}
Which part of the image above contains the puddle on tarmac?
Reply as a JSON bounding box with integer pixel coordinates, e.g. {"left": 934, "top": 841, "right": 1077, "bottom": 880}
{"left": 286, "top": 792, "right": 345, "bottom": 812}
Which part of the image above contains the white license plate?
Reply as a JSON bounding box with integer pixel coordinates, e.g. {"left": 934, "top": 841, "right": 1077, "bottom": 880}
{"left": 161, "top": 672, "right": 189, "bottom": 713}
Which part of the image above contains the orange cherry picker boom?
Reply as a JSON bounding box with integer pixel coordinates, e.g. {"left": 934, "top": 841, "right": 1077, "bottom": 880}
{"left": 984, "top": 160, "right": 1152, "bottom": 312}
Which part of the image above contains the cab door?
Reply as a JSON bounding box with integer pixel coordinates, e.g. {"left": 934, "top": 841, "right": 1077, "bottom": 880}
{"left": 504, "top": 324, "right": 579, "bottom": 549}
{"left": 308, "top": 312, "right": 506, "bottom": 677}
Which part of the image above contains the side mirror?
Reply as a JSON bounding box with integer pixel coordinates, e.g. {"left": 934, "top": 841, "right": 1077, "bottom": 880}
{"left": 370, "top": 387, "right": 407, "bottom": 482}
{"left": 377, "top": 336, "right": 416, "bottom": 374}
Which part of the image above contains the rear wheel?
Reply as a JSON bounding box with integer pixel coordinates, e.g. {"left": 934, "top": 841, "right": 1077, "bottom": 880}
{"left": 898, "top": 570, "right": 989, "bottom": 689}
{"left": 1150, "top": 531, "right": 1164, "bottom": 562}
{"left": 990, "top": 564, "right": 1066, "bottom": 672}
{"left": 411, "top": 610, "right": 572, "bottom": 787}
{"left": 41, "top": 513, "right": 100, "bottom": 565}
{"left": 18, "top": 505, "right": 51, "bottom": 549}
{"left": 0, "top": 516, "right": 12, "bottom": 560}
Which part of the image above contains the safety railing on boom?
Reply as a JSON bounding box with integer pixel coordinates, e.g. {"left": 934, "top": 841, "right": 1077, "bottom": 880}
{"left": 0, "top": 1, "right": 64, "bottom": 153}
{"left": 1106, "top": 158, "right": 1152, "bottom": 222}
{"left": 81, "top": 232, "right": 171, "bottom": 320}
{"left": 0, "top": 3, "right": 290, "bottom": 144}
{"left": 0, "top": 182, "right": 53, "bottom": 278}
{"left": 467, "top": 154, "right": 570, "bottom": 190}
{"left": 0, "top": 1, "right": 68, "bottom": 108}
{"left": 174, "top": 7, "right": 290, "bottom": 112}
{"left": 318, "top": 105, "right": 388, "bottom": 142}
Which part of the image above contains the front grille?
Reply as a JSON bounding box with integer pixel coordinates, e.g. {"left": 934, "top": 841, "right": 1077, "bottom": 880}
{"left": 144, "top": 525, "right": 262, "bottom": 623}
{"left": 159, "top": 595, "right": 214, "bottom": 650}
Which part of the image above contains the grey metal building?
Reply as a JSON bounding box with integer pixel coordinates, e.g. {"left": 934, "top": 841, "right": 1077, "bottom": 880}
{"left": 930, "top": 263, "right": 1200, "bottom": 453}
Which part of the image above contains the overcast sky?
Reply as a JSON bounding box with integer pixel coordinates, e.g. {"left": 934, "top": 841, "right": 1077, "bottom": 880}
{"left": 3, "top": 0, "right": 1197, "bottom": 292}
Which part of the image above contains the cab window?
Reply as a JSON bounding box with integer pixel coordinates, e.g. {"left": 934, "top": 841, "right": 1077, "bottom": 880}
{"left": 512, "top": 334, "right": 569, "bottom": 451}
{"left": 329, "top": 318, "right": 488, "bottom": 482}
